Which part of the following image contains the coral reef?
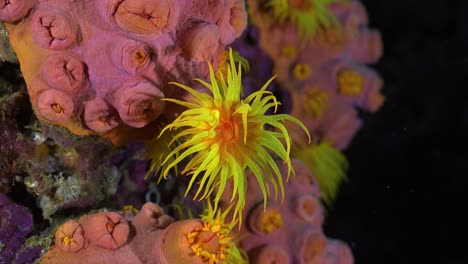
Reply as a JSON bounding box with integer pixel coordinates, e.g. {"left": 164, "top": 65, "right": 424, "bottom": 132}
{"left": 246, "top": 0, "right": 384, "bottom": 203}
{"left": 0, "top": 90, "right": 35, "bottom": 193}
{"left": 0, "top": 0, "right": 386, "bottom": 263}
{"left": 22, "top": 127, "right": 122, "bottom": 220}
{"left": 1, "top": 0, "right": 248, "bottom": 145}
{"left": 153, "top": 50, "right": 309, "bottom": 223}
{"left": 248, "top": 0, "right": 383, "bottom": 149}
{"left": 41, "top": 202, "right": 243, "bottom": 264}
{"left": 0, "top": 193, "right": 42, "bottom": 264}
{"left": 221, "top": 159, "right": 353, "bottom": 263}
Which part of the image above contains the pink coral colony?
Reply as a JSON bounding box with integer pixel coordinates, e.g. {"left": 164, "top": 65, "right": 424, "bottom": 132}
{"left": 0, "top": 0, "right": 385, "bottom": 263}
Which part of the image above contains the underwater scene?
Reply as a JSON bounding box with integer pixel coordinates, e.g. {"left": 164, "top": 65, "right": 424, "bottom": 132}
{"left": 0, "top": 0, "right": 465, "bottom": 263}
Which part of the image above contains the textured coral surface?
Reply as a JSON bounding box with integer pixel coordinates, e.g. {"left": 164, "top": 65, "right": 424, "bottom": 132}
{"left": 42, "top": 202, "right": 208, "bottom": 264}
{"left": 248, "top": 0, "right": 384, "bottom": 150}
{"left": 1, "top": 0, "right": 247, "bottom": 145}
{"left": 221, "top": 159, "right": 353, "bottom": 264}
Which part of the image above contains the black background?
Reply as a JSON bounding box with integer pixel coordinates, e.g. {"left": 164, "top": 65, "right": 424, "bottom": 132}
{"left": 325, "top": 0, "right": 468, "bottom": 263}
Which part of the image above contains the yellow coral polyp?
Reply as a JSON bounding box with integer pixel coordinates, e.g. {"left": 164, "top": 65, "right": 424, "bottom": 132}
{"left": 337, "top": 68, "right": 364, "bottom": 96}
{"left": 304, "top": 88, "right": 328, "bottom": 119}
{"left": 62, "top": 236, "right": 74, "bottom": 246}
{"left": 293, "top": 140, "right": 349, "bottom": 205}
{"left": 187, "top": 203, "right": 247, "bottom": 264}
{"left": 263, "top": 0, "right": 343, "bottom": 41}
{"left": 281, "top": 45, "right": 298, "bottom": 59}
{"left": 122, "top": 205, "right": 139, "bottom": 215}
{"left": 260, "top": 209, "right": 283, "bottom": 234}
{"left": 215, "top": 49, "right": 250, "bottom": 81}
{"left": 145, "top": 124, "right": 180, "bottom": 181}
{"left": 293, "top": 63, "right": 312, "bottom": 80}
{"left": 158, "top": 49, "right": 310, "bottom": 224}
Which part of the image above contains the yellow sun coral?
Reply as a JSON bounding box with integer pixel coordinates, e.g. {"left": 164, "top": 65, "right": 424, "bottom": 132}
{"left": 145, "top": 124, "right": 180, "bottom": 181}
{"left": 187, "top": 202, "right": 247, "bottom": 264}
{"left": 263, "top": 0, "right": 343, "bottom": 41}
{"left": 216, "top": 49, "right": 250, "bottom": 81}
{"left": 303, "top": 88, "right": 329, "bottom": 119}
{"left": 159, "top": 49, "right": 310, "bottom": 223}
{"left": 293, "top": 140, "right": 348, "bottom": 205}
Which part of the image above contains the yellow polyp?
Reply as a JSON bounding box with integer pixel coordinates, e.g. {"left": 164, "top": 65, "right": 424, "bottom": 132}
{"left": 215, "top": 49, "right": 250, "bottom": 81}
{"left": 154, "top": 48, "right": 310, "bottom": 226}
{"left": 260, "top": 209, "right": 283, "bottom": 234}
{"left": 63, "top": 236, "right": 74, "bottom": 246}
{"left": 122, "top": 205, "right": 140, "bottom": 215}
{"left": 304, "top": 88, "right": 328, "bottom": 119}
{"left": 293, "top": 63, "right": 312, "bottom": 80}
{"left": 262, "top": 0, "right": 343, "bottom": 42}
{"left": 185, "top": 202, "right": 247, "bottom": 263}
{"left": 337, "top": 68, "right": 364, "bottom": 96}
{"left": 293, "top": 140, "right": 349, "bottom": 205}
{"left": 281, "top": 45, "right": 297, "bottom": 59}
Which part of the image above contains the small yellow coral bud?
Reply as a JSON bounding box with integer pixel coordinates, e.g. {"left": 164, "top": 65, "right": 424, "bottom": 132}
{"left": 293, "top": 63, "right": 312, "bottom": 80}
{"left": 304, "top": 88, "right": 328, "bottom": 119}
{"left": 337, "top": 68, "right": 364, "bottom": 96}
{"left": 281, "top": 45, "right": 297, "bottom": 59}
{"left": 62, "top": 236, "right": 74, "bottom": 246}
{"left": 260, "top": 209, "right": 283, "bottom": 234}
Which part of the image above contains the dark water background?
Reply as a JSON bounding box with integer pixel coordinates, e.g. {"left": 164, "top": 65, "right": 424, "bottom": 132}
{"left": 325, "top": 0, "right": 468, "bottom": 263}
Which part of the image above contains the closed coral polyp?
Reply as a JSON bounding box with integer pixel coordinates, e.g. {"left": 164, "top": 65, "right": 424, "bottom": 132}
{"left": 43, "top": 54, "right": 86, "bottom": 93}
{"left": 36, "top": 89, "right": 75, "bottom": 123}
{"left": 112, "top": 79, "right": 165, "bottom": 128}
{"left": 337, "top": 68, "right": 364, "bottom": 96}
{"left": 33, "top": 10, "right": 77, "bottom": 50}
{"left": 82, "top": 212, "right": 130, "bottom": 250}
{"left": 113, "top": 0, "right": 175, "bottom": 35}
{"left": 0, "top": 0, "right": 35, "bottom": 23}
{"left": 55, "top": 220, "right": 85, "bottom": 253}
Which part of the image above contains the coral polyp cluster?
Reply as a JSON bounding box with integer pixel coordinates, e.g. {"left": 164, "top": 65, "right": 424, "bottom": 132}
{"left": 0, "top": 0, "right": 384, "bottom": 262}
{"left": 1, "top": 0, "right": 248, "bottom": 145}
{"left": 157, "top": 49, "right": 310, "bottom": 223}
{"left": 262, "top": 0, "right": 342, "bottom": 41}
{"left": 187, "top": 203, "right": 246, "bottom": 264}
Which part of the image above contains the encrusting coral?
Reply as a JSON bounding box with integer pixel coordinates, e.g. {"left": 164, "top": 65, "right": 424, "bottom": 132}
{"left": 41, "top": 202, "right": 245, "bottom": 264}
{"left": 0, "top": 0, "right": 386, "bottom": 263}
{"left": 261, "top": 0, "right": 343, "bottom": 42}
{"left": 247, "top": 0, "right": 384, "bottom": 203}
{"left": 220, "top": 159, "right": 353, "bottom": 264}
{"left": 152, "top": 49, "right": 310, "bottom": 224}
{"left": 0, "top": 0, "right": 248, "bottom": 145}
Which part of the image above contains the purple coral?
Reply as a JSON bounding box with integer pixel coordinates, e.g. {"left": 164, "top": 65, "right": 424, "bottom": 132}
{"left": 0, "top": 193, "right": 40, "bottom": 263}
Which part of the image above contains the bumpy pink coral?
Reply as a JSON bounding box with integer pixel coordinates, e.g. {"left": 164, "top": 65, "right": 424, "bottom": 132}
{"left": 220, "top": 159, "right": 352, "bottom": 264}
{"left": 42, "top": 202, "right": 209, "bottom": 264}
{"left": 246, "top": 0, "right": 384, "bottom": 152}
{"left": 1, "top": 0, "right": 248, "bottom": 144}
{"left": 54, "top": 220, "right": 85, "bottom": 253}
{"left": 0, "top": 0, "right": 35, "bottom": 23}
